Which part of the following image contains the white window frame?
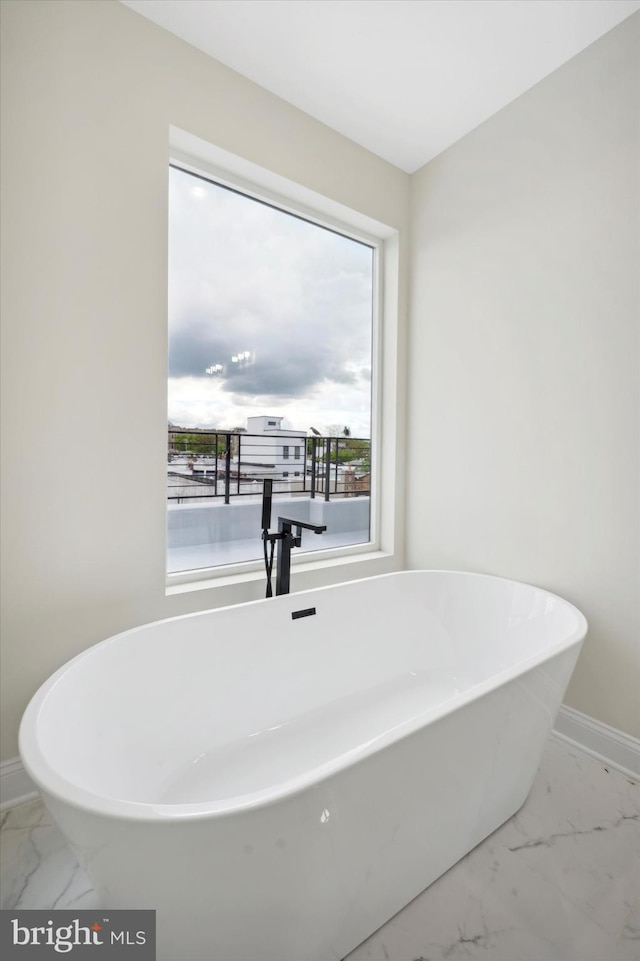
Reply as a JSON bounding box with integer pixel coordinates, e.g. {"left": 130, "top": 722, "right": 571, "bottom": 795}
{"left": 166, "top": 126, "right": 401, "bottom": 593}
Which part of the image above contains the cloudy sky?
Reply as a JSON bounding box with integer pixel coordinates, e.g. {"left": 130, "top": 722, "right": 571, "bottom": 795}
{"left": 168, "top": 166, "right": 374, "bottom": 437}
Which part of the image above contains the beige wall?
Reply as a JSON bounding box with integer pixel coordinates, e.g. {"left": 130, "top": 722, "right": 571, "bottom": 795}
{"left": 0, "top": 0, "right": 409, "bottom": 760}
{"left": 407, "top": 15, "right": 640, "bottom": 737}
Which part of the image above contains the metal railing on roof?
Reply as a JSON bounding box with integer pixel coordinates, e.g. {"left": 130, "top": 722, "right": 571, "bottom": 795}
{"left": 167, "top": 430, "right": 371, "bottom": 505}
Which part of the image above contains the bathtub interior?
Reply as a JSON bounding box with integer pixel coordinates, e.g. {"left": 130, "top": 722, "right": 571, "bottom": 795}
{"left": 23, "top": 571, "right": 585, "bottom": 811}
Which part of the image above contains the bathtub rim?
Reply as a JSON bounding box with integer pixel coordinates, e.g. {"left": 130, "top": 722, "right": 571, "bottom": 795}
{"left": 19, "top": 569, "right": 587, "bottom": 823}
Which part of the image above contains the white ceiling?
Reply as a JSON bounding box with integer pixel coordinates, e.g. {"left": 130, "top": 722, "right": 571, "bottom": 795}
{"left": 121, "top": 0, "right": 639, "bottom": 173}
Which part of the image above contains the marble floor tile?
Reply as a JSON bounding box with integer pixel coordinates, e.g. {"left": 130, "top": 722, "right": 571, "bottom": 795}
{"left": 1, "top": 736, "right": 638, "bottom": 961}
{"left": 504, "top": 740, "right": 639, "bottom": 944}
{"left": 0, "top": 801, "right": 99, "bottom": 912}
{"left": 346, "top": 738, "right": 639, "bottom": 961}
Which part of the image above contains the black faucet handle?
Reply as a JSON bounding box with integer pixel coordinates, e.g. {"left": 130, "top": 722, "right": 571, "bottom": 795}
{"left": 261, "top": 478, "right": 273, "bottom": 531}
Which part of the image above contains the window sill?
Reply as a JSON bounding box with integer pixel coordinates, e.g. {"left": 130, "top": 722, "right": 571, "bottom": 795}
{"left": 165, "top": 548, "right": 394, "bottom": 597}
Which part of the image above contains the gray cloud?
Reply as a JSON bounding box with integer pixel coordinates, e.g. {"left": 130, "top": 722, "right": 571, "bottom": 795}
{"left": 169, "top": 317, "right": 361, "bottom": 396}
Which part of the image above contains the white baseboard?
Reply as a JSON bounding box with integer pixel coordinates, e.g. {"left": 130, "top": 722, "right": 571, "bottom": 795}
{"left": 1, "top": 707, "right": 638, "bottom": 812}
{"left": 552, "top": 705, "right": 640, "bottom": 780}
{"left": 0, "top": 757, "right": 38, "bottom": 812}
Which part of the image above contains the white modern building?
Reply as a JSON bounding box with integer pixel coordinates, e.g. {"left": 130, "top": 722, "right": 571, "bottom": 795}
{"left": 242, "top": 415, "right": 307, "bottom": 477}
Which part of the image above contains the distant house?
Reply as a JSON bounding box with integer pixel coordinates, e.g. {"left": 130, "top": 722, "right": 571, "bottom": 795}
{"left": 242, "top": 416, "right": 307, "bottom": 477}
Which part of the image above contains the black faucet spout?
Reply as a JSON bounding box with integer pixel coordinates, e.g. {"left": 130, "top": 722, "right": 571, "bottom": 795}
{"left": 277, "top": 516, "right": 327, "bottom": 536}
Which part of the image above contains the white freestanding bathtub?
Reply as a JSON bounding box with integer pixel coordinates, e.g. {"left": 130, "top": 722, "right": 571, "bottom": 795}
{"left": 20, "top": 571, "right": 586, "bottom": 961}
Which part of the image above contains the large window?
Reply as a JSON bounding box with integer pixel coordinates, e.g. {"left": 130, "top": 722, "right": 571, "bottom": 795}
{"left": 167, "top": 164, "right": 376, "bottom": 577}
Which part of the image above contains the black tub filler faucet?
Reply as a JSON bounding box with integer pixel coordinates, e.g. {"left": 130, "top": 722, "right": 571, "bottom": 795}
{"left": 261, "top": 479, "right": 326, "bottom": 597}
